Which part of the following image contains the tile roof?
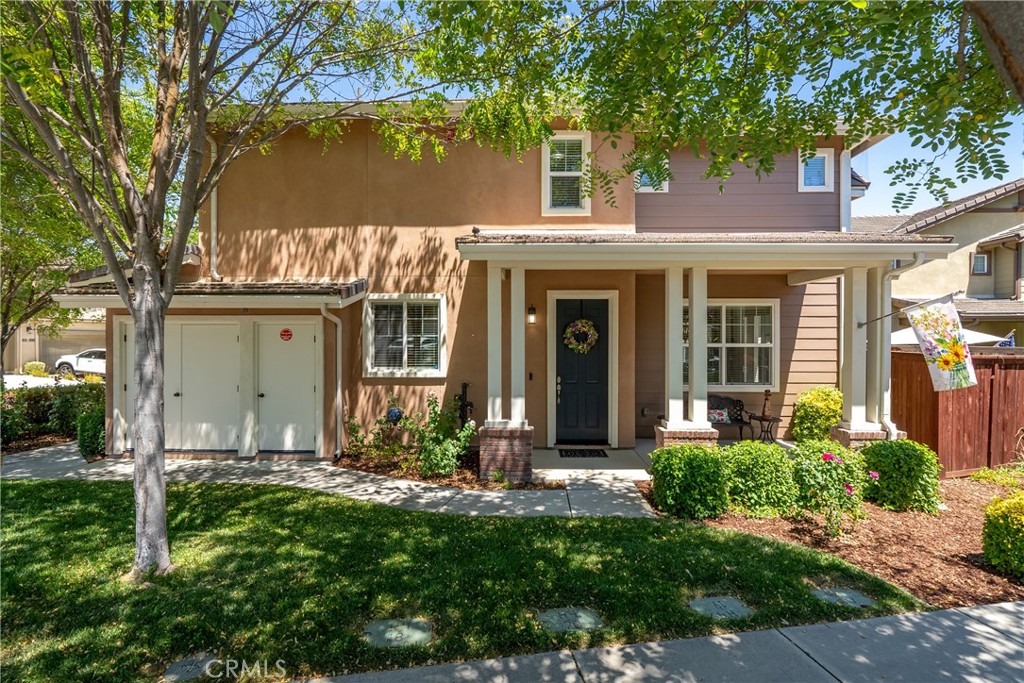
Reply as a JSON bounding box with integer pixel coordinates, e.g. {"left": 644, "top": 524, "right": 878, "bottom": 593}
{"left": 63, "top": 279, "right": 368, "bottom": 299}
{"left": 456, "top": 231, "right": 954, "bottom": 245}
{"left": 894, "top": 297, "right": 1024, "bottom": 319}
{"left": 888, "top": 178, "right": 1024, "bottom": 235}
{"left": 978, "top": 223, "right": 1024, "bottom": 248}
{"left": 852, "top": 215, "right": 908, "bottom": 233}
{"left": 850, "top": 169, "right": 870, "bottom": 189}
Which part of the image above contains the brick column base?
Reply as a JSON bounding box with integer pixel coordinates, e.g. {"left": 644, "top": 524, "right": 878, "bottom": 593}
{"left": 830, "top": 426, "right": 906, "bottom": 450}
{"left": 654, "top": 424, "right": 720, "bottom": 448}
{"left": 479, "top": 426, "right": 534, "bottom": 482}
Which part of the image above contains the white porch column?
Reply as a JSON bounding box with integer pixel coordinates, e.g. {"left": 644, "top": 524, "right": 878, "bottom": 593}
{"left": 865, "top": 267, "right": 884, "bottom": 423}
{"left": 663, "top": 266, "right": 686, "bottom": 427}
{"left": 841, "top": 267, "right": 870, "bottom": 428}
{"left": 509, "top": 267, "right": 527, "bottom": 426}
{"left": 687, "top": 266, "right": 711, "bottom": 427}
{"left": 486, "top": 265, "right": 504, "bottom": 425}
{"left": 880, "top": 275, "right": 897, "bottom": 437}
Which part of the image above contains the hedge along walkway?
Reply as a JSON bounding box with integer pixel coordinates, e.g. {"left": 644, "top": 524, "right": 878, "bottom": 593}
{"left": 0, "top": 444, "right": 656, "bottom": 518}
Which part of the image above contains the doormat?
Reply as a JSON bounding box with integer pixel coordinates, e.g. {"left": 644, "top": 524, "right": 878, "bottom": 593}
{"left": 558, "top": 449, "right": 608, "bottom": 458}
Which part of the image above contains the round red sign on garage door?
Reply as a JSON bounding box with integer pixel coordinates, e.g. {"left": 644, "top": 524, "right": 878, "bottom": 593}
{"left": 279, "top": 328, "right": 293, "bottom": 341}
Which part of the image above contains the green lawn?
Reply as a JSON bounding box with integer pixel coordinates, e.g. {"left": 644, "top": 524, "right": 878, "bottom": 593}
{"left": 1, "top": 480, "right": 925, "bottom": 682}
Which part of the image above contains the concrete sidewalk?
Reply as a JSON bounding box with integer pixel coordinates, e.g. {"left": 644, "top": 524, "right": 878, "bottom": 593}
{"left": 0, "top": 443, "right": 655, "bottom": 518}
{"left": 313, "top": 602, "right": 1024, "bottom": 683}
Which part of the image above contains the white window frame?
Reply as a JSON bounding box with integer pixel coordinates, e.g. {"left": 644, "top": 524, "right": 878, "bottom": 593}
{"left": 542, "top": 130, "right": 592, "bottom": 216}
{"left": 634, "top": 157, "right": 671, "bottom": 193}
{"left": 683, "top": 299, "right": 780, "bottom": 392}
{"left": 798, "top": 148, "right": 835, "bottom": 193}
{"left": 971, "top": 251, "right": 991, "bottom": 275}
{"left": 363, "top": 293, "right": 447, "bottom": 378}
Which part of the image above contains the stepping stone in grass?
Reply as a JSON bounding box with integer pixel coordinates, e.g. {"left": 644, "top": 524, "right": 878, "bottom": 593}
{"left": 812, "top": 588, "right": 876, "bottom": 608}
{"left": 689, "top": 596, "right": 755, "bottom": 620}
{"left": 363, "top": 618, "right": 434, "bottom": 648}
{"left": 161, "top": 652, "right": 216, "bottom": 682}
{"left": 537, "top": 607, "right": 603, "bottom": 633}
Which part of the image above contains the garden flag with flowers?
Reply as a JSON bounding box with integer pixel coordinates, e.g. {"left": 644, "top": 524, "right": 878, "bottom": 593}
{"left": 907, "top": 299, "right": 977, "bottom": 391}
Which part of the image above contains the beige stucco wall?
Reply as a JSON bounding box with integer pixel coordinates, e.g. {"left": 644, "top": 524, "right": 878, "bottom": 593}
{"left": 891, "top": 194, "right": 1022, "bottom": 299}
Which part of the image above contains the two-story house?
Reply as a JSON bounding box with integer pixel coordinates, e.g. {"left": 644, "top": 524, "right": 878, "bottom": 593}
{"left": 855, "top": 178, "right": 1023, "bottom": 344}
{"left": 58, "top": 114, "right": 956, "bottom": 476}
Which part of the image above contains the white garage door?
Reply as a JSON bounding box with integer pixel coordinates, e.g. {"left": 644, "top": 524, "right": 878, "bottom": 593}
{"left": 257, "top": 322, "right": 317, "bottom": 452}
{"left": 125, "top": 321, "right": 240, "bottom": 451}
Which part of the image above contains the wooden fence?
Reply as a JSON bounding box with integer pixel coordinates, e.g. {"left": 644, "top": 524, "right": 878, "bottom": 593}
{"left": 891, "top": 348, "right": 1024, "bottom": 477}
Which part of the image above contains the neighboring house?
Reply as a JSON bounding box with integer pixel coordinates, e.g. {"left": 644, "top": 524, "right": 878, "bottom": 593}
{"left": 2, "top": 309, "right": 107, "bottom": 374}
{"left": 854, "top": 178, "right": 1024, "bottom": 344}
{"left": 56, "top": 114, "right": 956, "bottom": 471}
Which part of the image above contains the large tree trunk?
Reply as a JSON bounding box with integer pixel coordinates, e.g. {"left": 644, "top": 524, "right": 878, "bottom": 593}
{"left": 127, "top": 268, "right": 175, "bottom": 579}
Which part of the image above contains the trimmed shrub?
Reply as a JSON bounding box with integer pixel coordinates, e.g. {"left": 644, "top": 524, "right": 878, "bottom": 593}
{"left": 47, "top": 384, "right": 105, "bottom": 438}
{"left": 650, "top": 444, "right": 730, "bottom": 519}
{"left": 983, "top": 491, "right": 1024, "bottom": 579}
{"left": 1, "top": 391, "right": 29, "bottom": 443}
{"left": 23, "top": 361, "right": 48, "bottom": 377}
{"left": 723, "top": 441, "right": 797, "bottom": 517}
{"left": 791, "top": 386, "right": 843, "bottom": 442}
{"left": 82, "top": 374, "right": 105, "bottom": 384}
{"left": 791, "top": 439, "right": 866, "bottom": 537}
{"left": 77, "top": 406, "right": 106, "bottom": 459}
{"left": 861, "top": 439, "right": 942, "bottom": 513}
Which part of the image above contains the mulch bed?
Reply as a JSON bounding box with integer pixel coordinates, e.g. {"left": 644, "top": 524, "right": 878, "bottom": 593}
{"left": 1, "top": 434, "right": 74, "bottom": 455}
{"left": 333, "top": 450, "right": 564, "bottom": 491}
{"left": 635, "top": 478, "right": 1024, "bottom": 608}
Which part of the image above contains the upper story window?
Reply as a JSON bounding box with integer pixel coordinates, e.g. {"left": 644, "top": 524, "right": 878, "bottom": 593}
{"left": 798, "top": 148, "right": 835, "bottom": 192}
{"left": 971, "top": 251, "right": 991, "bottom": 275}
{"left": 682, "top": 300, "right": 779, "bottom": 390}
{"left": 363, "top": 294, "right": 446, "bottom": 378}
{"left": 542, "top": 131, "right": 591, "bottom": 216}
{"left": 634, "top": 158, "right": 671, "bottom": 193}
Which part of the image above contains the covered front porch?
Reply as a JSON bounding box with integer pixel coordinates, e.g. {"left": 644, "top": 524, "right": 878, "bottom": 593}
{"left": 457, "top": 231, "right": 956, "bottom": 481}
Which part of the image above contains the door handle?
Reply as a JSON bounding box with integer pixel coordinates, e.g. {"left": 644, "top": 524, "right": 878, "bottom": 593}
{"left": 173, "top": 392, "right": 181, "bottom": 397}
{"left": 258, "top": 392, "right": 266, "bottom": 398}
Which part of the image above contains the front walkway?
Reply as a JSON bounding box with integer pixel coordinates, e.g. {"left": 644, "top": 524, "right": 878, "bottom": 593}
{"left": 317, "top": 601, "right": 1024, "bottom": 683}
{"left": 0, "top": 444, "right": 655, "bottom": 518}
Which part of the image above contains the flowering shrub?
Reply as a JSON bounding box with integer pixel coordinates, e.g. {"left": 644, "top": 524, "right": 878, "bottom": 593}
{"left": 791, "top": 386, "right": 843, "bottom": 442}
{"left": 722, "top": 441, "right": 797, "bottom": 517}
{"left": 861, "top": 439, "right": 942, "bottom": 513}
{"left": 650, "top": 444, "right": 730, "bottom": 519}
{"left": 791, "top": 439, "right": 867, "bottom": 537}
{"left": 983, "top": 491, "right": 1024, "bottom": 579}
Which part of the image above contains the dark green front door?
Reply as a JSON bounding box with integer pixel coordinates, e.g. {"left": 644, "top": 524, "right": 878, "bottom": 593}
{"left": 556, "top": 299, "right": 609, "bottom": 444}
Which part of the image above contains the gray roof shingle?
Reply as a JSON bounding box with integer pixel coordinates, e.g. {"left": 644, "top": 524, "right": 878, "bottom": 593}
{"left": 889, "top": 178, "right": 1024, "bottom": 235}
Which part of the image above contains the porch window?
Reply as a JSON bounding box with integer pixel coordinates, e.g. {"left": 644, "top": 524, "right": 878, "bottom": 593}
{"left": 364, "top": 294, "right": 446, "bottom": 377}
{"left": 542, "top": 131, "right": 591, "bottom": 215}
{"left": 683, "top": 301, "right": 778, "bottom": 389}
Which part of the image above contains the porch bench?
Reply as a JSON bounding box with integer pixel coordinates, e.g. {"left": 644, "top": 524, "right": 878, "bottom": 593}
{"left": 707, "top": 394, "right": 755, "bottom": 441}
{"left": 656, "top": 394, "right": 756, "bottom": 441}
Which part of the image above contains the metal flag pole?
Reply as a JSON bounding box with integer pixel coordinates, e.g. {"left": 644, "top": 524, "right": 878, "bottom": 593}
{"left": 857, "top": 290, "right": 965, "bottom": 329}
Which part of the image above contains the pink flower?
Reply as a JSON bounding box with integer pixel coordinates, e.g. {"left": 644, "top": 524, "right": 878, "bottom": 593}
{"left": 822, "top": 453, "right": 835, "bottom": 462}
{"left": 844, "top": 483, "right": 854, "bottom": 495}
{"left": 869, "top": 471, "right": 880, "bottom": 480}
{"left": 836, "top": 457, "right": 844, "bottom": 465}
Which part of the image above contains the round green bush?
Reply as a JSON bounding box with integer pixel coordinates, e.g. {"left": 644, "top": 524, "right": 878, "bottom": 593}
{"left": 22, "top": 361, "right": 48, "bottom": 378}
{"left": 722, "top": 441, "right": 797, "bottom": 516}
{"left": 861, "top": 439, "right": 942, "bottom": 513}
{"left": 77, "top": 406, "right": 105, "bottom": 459}
{"left": 791, "top": 386, "right": 843, "bottom": 442}
{"left": 650, "top": 444, "right": 730, "bottom": 519}
{"left": 983, "top": 491, "right": 1024, "bottom": 579}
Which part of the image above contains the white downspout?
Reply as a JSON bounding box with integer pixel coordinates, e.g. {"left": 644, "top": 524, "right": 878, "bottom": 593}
{"left": 206, "top": 136, "right": 224, "bottom": 282}
{"left": 880, "top": 251, "right": 926, "bottom": 439}
{"left": 321, "top": 304, "right": 343, "bottom": 459}
{"left": 839, "top": 148, "right": 852, "bottom": 232}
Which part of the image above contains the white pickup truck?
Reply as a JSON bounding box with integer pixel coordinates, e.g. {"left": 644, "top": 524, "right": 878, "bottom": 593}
{"left": 54, "top": 348, "right": 107, "bottom": 376}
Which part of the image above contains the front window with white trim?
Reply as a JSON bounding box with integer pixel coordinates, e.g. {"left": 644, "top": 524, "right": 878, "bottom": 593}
{"left": 635, "top": 158, "right": 671, "bottom": 193}
{"left": 364, "top": 294, "right": 446, "bottom": 377}
{"left": 798, "top": 148, "right": 834, "bottom": 192}
{"left": 542, "top": 131, "right": 591, "bottom": 215}
{"left": 683, "top": 301, "right": 778, "bottom": 389}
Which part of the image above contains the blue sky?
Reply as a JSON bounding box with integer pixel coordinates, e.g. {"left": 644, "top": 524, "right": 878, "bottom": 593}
{"left": 852, "top": 114, "right": 1024, "bottom": 217}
